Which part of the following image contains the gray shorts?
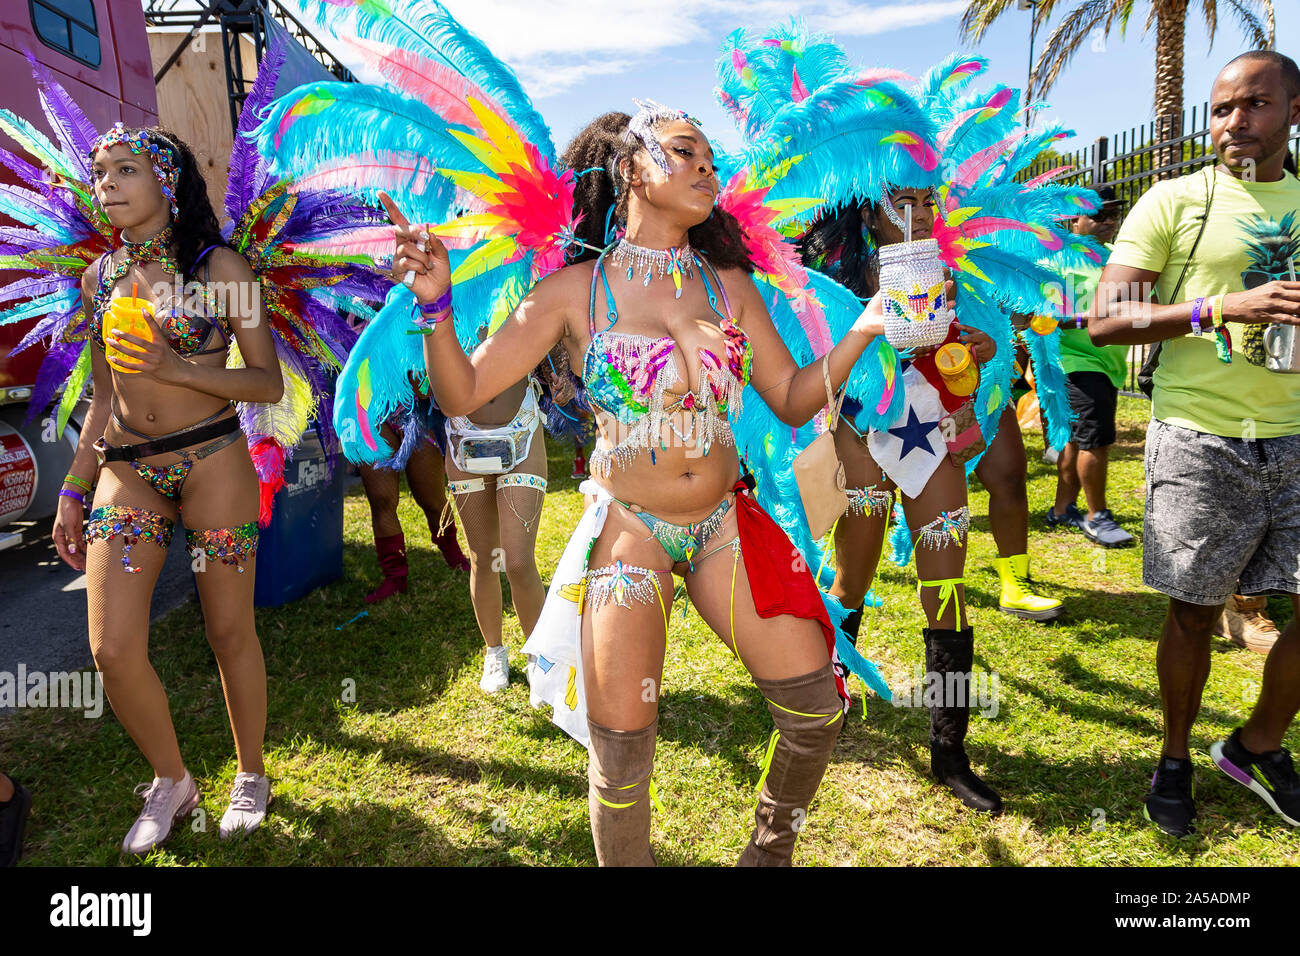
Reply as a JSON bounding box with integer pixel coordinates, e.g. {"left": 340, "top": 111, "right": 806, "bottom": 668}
{"left": 1143, "top": 419, "right": 1300, "bottom": 606}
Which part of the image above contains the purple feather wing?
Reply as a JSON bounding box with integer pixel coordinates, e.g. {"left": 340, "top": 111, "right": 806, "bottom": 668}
{"left": 25, "top": 51, "right": 96, "bottom": 164}
{"left": 23, "top": 339, "right": 84, "bottom": 427}
{"left": 227, "top": 33, "right": 290, "bottom": 221}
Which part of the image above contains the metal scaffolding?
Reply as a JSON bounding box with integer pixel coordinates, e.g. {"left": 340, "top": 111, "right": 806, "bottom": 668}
{"left": 142, "top": 0, "right": 353, "bottom": 134}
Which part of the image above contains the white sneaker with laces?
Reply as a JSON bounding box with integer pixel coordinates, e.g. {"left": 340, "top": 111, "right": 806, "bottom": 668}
{"left": 480, "top": 645, "right": 510, "bottom": 693}
{"left": 122, "top": 771, "right": 200, "bottom": 856}
{"left": 219, "top": 772, "right": 272, "bottom": 840}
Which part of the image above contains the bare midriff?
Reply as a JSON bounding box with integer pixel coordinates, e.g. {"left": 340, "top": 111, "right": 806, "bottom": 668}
{"left": 99, "top": 260, "right": 233, "bottom": 440}
{"left": 587, "top": 405, "right": 739, "bottom": 525}
{"left": 460, "top": 377, "right": 528, "bottom": 428}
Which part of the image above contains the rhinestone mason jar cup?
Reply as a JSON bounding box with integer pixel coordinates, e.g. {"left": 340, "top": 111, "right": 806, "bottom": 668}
{"left": 878, "top": 238, "right": 949, "bottom": 350}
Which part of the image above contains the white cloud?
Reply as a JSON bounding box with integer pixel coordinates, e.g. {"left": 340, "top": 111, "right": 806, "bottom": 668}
{"left": 291, "top": 0, "right": 965, "bottom": 100}
{"left": 806, "top": 1, "right": 968, "bottom": 35}
{"left": 515, "top": 58, "right": 634, "bottom": 98}
{"left": 439, "top": 0, "right": 709, "bottom": 58}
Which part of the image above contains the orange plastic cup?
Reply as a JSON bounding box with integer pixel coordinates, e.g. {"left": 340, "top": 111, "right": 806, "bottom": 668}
{"left": 1029, "top": 314, "right": 1059, "bottom": 335}
{"left": 935, "top": 342, "right": 979, "bottom": 397}
{"left": 106, "top": 296, "right": 155, "bottom": 373}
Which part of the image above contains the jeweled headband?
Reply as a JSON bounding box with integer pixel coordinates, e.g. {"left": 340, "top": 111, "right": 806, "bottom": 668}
{"left": 89, "top": 123, "right": 181, "bottom": 217}
{"left": 622, "top": 99, "right": 704, "bottom": 179}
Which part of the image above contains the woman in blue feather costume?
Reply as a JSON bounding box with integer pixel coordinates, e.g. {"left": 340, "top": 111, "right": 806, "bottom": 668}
{"left": 718, "top": 24, "right": 1108, "bottom": 816}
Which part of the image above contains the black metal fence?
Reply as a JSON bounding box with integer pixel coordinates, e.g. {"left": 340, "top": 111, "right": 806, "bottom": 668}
{"left": 1022, "top": 103, "right": 1300, "bottom": 397}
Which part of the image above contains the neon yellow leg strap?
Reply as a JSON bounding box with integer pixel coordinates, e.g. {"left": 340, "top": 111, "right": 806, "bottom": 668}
{"left": 728, "top": 540, "right": 743, "bottom": 666}
{"left": 595, "top": 776, "right": 664, "bottom": 813}
{"left": 754, "top": 700, "right": 843, "bottom": 793}
{"left": 917, "top": 577, "right": 965, "bottom": 627}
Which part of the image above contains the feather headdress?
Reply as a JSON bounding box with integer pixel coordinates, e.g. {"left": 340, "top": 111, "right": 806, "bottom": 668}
{"left": 723, "top": 25, "right": 1104, "bottom": 449}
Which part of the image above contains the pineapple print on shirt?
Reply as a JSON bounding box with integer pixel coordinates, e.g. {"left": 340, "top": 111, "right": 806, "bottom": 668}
{"left": 1239, "top": 213, "right": 1300, "bottom": 366}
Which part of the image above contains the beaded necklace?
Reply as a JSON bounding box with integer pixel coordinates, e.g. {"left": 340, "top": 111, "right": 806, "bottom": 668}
{"left": 610, "top": 238, "right": 696, "bottom": 298}
{"left": 105, "top": 225, "right": 178, "bottom": 290}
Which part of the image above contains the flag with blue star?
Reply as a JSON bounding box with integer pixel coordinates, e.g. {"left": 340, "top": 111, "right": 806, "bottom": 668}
{"left": 867, "top": 366, "right": 949, "bottom": 498}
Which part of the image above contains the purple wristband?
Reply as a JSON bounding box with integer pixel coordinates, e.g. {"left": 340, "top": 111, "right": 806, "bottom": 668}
{"left": 1190, "top": 297, "right": 1206, "bottom": 336}
{"left": 421, "top": 287, "right": 452, "bottom": 316}
{"left": 59, "top": 488, "right": 85, "bottom": 504}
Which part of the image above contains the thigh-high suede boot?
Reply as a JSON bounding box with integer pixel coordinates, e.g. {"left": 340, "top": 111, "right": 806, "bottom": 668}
{"left": 738, "top": 663, "right": 844, "bottom": 866}
{"left": 586, "top": 717, "right": 657, "bottom": 866}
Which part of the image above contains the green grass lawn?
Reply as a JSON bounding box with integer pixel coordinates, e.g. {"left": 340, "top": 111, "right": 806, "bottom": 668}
{"left": 6, "top": 396, "right": 1297, "bottom": 866}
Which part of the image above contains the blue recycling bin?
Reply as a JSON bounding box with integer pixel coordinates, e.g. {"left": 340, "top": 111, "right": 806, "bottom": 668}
{"left": 253, "top": 427, "right": 344, "bottom": 607}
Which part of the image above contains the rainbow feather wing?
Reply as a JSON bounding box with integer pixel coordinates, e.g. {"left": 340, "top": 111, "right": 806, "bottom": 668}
{"left": 740, "top": 77, "right": 940, "bottom": 226}
{"left": 231, "top": 33, "right": 396, "bottom": 518}
{"left": 715, "top": 20, "right": 853, "bottom": 139}
{"left": 0, "top": 56, "right": 115, "bottom": 427}
{"left": 294, "top": 0, "right": 554, "bottom": 160}
{"left": 255, "top": 81, "right": 469, "bottom": 226}
{"left": 716, "top": 170, "right": 830, "bottom": 357}
{"left": 428, "top": 95, "right": 579, "bottom": 296}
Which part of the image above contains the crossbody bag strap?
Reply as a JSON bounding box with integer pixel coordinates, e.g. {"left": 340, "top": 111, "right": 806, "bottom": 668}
{"left": 822, "top": 353, "right": 846, "bottom": 431}
{"left": 1167, "top": 167, "right": 1215, "bottom": 305}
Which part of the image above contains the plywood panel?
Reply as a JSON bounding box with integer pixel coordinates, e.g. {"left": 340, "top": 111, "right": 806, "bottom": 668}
{"left": 147, "top": 31, "right": 257, "bottom": 226}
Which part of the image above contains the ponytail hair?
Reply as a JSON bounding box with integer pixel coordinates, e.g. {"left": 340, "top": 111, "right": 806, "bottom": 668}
{"left": 559, "top": 111, "right": 755, "bottom": 272}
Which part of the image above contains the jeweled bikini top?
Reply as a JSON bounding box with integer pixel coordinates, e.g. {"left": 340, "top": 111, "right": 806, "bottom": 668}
{"left": 582, "top": 245, "right": 752, "bottom": 476}
{"left": 89, "top": 242, "right": 232, "bottom": 358}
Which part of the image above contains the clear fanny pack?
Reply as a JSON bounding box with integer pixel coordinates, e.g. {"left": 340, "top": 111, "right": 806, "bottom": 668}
{"left": 446, "top": 381, "right": 540, "bottom": 475}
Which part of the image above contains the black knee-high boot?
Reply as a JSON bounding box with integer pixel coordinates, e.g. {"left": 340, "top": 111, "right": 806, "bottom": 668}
{"left": 924, "top": 627, "right": 1003, "bottom": 814}
{"left": 841, "top": 603, "right": 865, "bottom": 647}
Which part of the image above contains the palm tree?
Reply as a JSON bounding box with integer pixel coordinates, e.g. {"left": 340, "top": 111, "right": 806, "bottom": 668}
{"left": 961, "top": 1, "right": 1275, "bottom": 147}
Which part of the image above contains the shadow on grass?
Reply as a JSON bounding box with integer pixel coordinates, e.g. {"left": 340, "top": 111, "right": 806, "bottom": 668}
{"left": 834, "top": 690, "right": 1292, "bottom": 854}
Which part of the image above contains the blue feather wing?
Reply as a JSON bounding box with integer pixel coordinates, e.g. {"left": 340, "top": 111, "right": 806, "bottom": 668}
{"left": 296, "top": 0, "right": 553, "bottom": 161}
{"left": 254, "top": 82, "right": 467, "bottom": 226}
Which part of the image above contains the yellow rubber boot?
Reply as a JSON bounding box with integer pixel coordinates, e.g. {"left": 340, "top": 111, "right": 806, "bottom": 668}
{"left": 994, "top": 554, "right": 1063, "bottom": 622}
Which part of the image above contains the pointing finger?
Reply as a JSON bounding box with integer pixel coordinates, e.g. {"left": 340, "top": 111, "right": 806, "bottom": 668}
{"left": 378, "top": 192, "right": 411, "bottom": 230}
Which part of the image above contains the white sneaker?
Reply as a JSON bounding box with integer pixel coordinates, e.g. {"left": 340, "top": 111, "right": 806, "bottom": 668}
{"left": 122, "top": 771, "right": 200, "bottom": 855}
{"left": 480, "top": 645, "right": 510, "bottom": 693}
{"left": 219, "top": 772, "right": 272, "bottom": 840}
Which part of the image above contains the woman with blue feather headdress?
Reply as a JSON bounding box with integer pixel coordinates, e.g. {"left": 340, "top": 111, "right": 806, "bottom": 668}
{"left": 260, "top": 0, "right": 944, "bottom": 865}
{"left": 718, "top": 23, "right": 1108, "bottom": 815}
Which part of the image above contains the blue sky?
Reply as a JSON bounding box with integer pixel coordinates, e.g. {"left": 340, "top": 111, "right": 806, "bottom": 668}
{"left": 375, "top": 0, "right": 1298, "bottom": 159}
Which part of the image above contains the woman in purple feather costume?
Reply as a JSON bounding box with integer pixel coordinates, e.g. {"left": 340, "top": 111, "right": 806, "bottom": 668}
{"left": 51, "top": 124, "right": 282, "bottom": 855}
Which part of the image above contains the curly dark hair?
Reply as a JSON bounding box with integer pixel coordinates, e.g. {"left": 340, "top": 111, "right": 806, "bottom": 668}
{"left": 798, "top": 202, "right": 878, "bottom": 299}
{"left": 559, "top": 111, "right": 754, "bottom": 272}
{"left": 149, "top": 127, "right": 230, "bottom": 279}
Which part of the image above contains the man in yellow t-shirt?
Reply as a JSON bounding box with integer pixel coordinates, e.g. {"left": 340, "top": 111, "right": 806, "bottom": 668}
{"left": 1092, "top": 51, "right": 1300, "bottom": 838}
{"left": 1048, "top": 186, "right": 1134, "bottom": 547}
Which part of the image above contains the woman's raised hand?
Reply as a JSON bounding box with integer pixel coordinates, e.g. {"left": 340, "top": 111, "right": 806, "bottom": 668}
{"left": 378, "top": 192, "right": 451, "bottom": 306}
{"left": 851, "top": 291, "right": 887, "bottom": 340}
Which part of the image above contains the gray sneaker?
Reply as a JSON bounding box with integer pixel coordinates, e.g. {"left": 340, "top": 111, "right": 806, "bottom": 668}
{"left": 122, "top": 772, "right": 200, "bottom": 855}
{"left": 219, "top": 772, "right": 272, "bottom": 840}
{"left": 1045, "top": 502, "right": 1084, "bottom": 530}
{"left": 1080, "top": 509, "right": 1134, "bottom": 548}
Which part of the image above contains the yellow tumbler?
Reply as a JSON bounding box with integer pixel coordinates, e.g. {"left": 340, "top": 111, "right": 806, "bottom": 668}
{"left": 105, "top": 292, "right": 156, "bottom": 373}
{"left": 1029, "top": 314, "right": 1059, "bottom": 335}
{"left": 935, "top": 342, "right": 979, "bottom": 397}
